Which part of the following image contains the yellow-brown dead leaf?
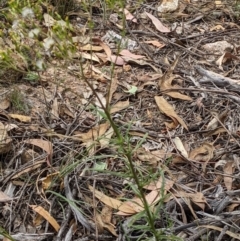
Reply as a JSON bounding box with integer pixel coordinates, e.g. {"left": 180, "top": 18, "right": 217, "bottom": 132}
{"left": 155, "top": 96, "right": 188, "bottom": 130}
{"left": 24, "top": 139, "right": 53, "bottom": 157}
{"left": 224, "top": 161, "right": 235, "bottom": 191}
{"left": 88, "top": 185, "right": 136, "bottom": 214}
{"left": 74, "top": 122, "right": 110, "bottom": 143}
{"left": 30, "top": 205, "right": 60, "bottom": 232}
{"left": 110, "top": 100, "right": 129, "bottom": 114}
{"left": 9, "top": 114, "right": 31, "bottom": 123}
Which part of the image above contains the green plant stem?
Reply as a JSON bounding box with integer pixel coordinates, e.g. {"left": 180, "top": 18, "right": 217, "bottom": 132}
{"left": 81, "top": 74, "right": 159, "bottom": 240}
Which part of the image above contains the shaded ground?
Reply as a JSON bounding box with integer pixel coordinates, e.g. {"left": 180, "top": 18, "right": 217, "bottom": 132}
{"left": 1, "top": 0, "right": 240, "bottom": 240}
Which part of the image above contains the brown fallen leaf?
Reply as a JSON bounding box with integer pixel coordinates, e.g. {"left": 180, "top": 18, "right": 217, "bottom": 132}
{"left": 118, "top": 178, "right": 174, "bottom": 214}
{"left": 108, "top": 77, "right": 118, "bottom": 104}
{"left": 144, "top": 178, "right": 174, "bottom": 191}
{"left": 175, "top": 191, "right": 207, "bottom": 210}
{"left": 0, "top": 122, "right": 12, "bottom": 154}
{"left": 30, "top": 205, "right": 60, "bottom": 232}
{"left": 200, "top": 225, "right": 240, "bottom": 240}
{"left": 91, "top": 65, "right": 112, "bottom": 81}
{"left": 98, "top": 206, "right": 117, "bottom": 236}
{"left": 108, "top": 55, "right": 125, "bottom": 65}
{"left": 99, "top": 127, "right": 114, "bottom": 148}
{"left": 210, "top": 25, "right": 225, "bottom": 31}
{"left": 159, "top": 57, "right": 192, "bottom": 101}
{"left": 189, "top": 143, "right": 214, "bottom": 162}
{"left": 203, "top": 127, "right": 226, "bottom": 137}
{"left": 110, "top": 100, "right": 129, "bottom": 114}
{"left": 144, "top": 40, "right": 165, "bottom": 48}
{"left": 41, "top": 172, "right": 60, "bottom": 190}
{"left": 98, "top": 40, "right": 112, "bottom": 58}
{"left": 9, "top": 114, "right": 31, "bottom": 123}
{"left": 189, "top": 143, "right": 214, "bottom": 172}
{"left": 0, "top": 98, "right": 10, "bottom": 110}
{"left": 80, "top": 44, "right": 103, "bottom": 51}
{"left": 136, "top": 148, "right": 169, "bottom": 166}
{"left": 206, "top": 110, "right": 228, "bottom": 130}
{"left": 51, "top": 98, "right": 59, "bottom": 119}
{"left": 124, "top": 8, "right": 137, "bottom": 23}
{"left": 224, "top": 161, "right": 235, "bottom": 191}
{"left": 173, "top": 137, "right": 188, "bottom": 158}
{"left": 73, "top": 52, "right": 100, "bottom": 62}
{"left": 155, "top": 96, "right": 188, "bottom": 130}
{"left": 24, "top": 139, "right": 53, "bottom": 157}
{"left": 227, "top": 203, "right": 239, "bottom": 212}
{"left": 0, "top": 190, "right": 13, "bottom": 202}
{"left": 121, "top": 57, "right": 160, "bottom": 73}
{"left": 120, "top": 49, "right": 145, "bottom": 59}
{"left": 74, "top": 122, "right": 110, "bottom": 143}
{"left": 88, "top": 185, "right": 136, "bottom": 214}
{"left": 145, "top": 12, "right": 170, "bottom": 33}
{"left": 21, "top": 149, "right": 40, "bottom": 164}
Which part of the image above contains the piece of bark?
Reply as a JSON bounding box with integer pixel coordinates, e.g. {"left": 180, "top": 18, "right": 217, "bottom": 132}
{"left": 195, "top": 65, "right": 240, "bottom": 88}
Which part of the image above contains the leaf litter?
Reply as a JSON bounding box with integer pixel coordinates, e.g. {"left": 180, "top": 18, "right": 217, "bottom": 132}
{"left": 0, "top": 1, "right": 240, "bottom": 241}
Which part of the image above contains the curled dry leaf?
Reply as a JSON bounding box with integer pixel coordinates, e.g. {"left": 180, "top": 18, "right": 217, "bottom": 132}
{"left": 210, "top": 24, "right": 225, "bottom": 31}
{"left": 159, "top": 57, "right": 192, "bottom": 101}
{"left": 51, "top": 98, "right": 59, "bottom": 119}
{"left": 110, "top": 100, "right": 130, "bottom": 114}
{"left": 145, "top": 12, "right": 170, "bottom": 33}
{"left": 9, "top": 114, "right": 31, "bottom": 123}
{"left": 80, "top": 44, "right": 103, "bottom": 51}
{"left": 99, "top": 127, "right": 114, "bottom": 148}
{"left": 97, "top": 206, "right": 117, "bottom": 236}
{"left": 30, "top": 205, "right": 60, "bottom": 232}
{"left": 189, "top": 143, "right": 214, "bottom": 172}
{"left": 144, "top": 40, "right": 165, "bottom": 48}
{"left": 74, "top": 122, "right": 110, "bottom": 143}
{"left": 98, "top": 40, "right": 112, "bottom": 58}
{"left": 0, "top": 122, "right": 12, "bottom": 154}
{"left": 144, "top": 178, "right": 174, "bottom": 191}
{"left": 0, "top": 190, "right": 13, "bottom": 202}
{"left": 206, "top": 110, "right": 228, "bottom": 130}
{"left": 206, "top": 116, "right": 219, "bottom": 130}
{"left": 108, "top": 55, "right": 125, "bottom": 65}
{"left": 122, "top": 57, "right": 160, "bottom": 73}
{"left": 120, "top": 177, "right": 174, "bottom": 214}
{"left": 124, "top": 8, "right": 137, "bottom": 23}
{"left": 108, "top": 77, "right": 118, "bottom": 103}
{"left": 200, "top": 225, "right": 240, "bottom": 240}
{"left": 81, "top": 52, "right": 100, "bottom": 62}
{"left": 155, "top": 96, "right": 188, "bottom": 130}
{"left": 21, "top": 149, "right": 40, "bottom": 164}
{"left": 173, "top": 137, "right": 188, "bottom": 158}
{"left": 0, "top": 98, "right": 10, "bottom": 110}
{"left": 41, "top": 172, "right": 60, "bottom": 190}
{"left": 24, "top": 139, "right": 53, "bottom": 157}
{"left": 223, "top": 161, "right": 235, "bottom": 191}
{"left": 175, "top": 191, "right": 207, "bottom": 210}
{"left": 203, "top": 127, "right": 226, "bottom": 137}
{"left": 189, "top": 143, "right": 214, "bottom": 162}
{"left": 120, "top": 49, "right": 145, "bottom": 59}
{"left": 88, "top": 185, "right": 135, "bottom": 214}
{"left": 136, "top": 148, "right": 169, "bottom": 166}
